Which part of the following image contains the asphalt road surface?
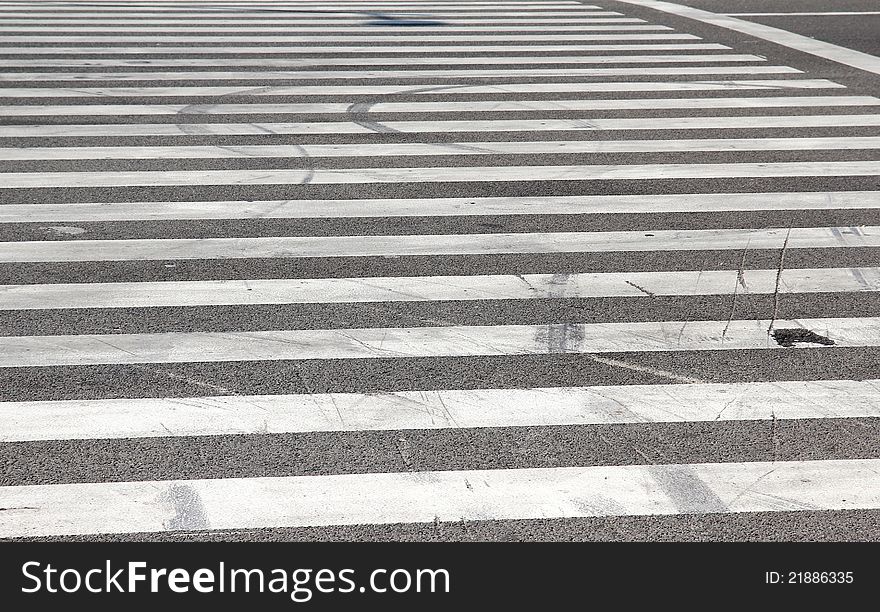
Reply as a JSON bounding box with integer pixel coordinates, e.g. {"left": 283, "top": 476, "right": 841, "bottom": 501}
{"left": 0, "top": 0, "right": 878, "bottom": 541}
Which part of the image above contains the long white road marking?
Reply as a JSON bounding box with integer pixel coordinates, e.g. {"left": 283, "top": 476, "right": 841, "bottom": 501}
{"left": 2, "top": 54, "right": 762, "bottom": 68}
{"left": 0, "top": 11, "right": 617, "bottom": 19}
{"left": 725, "top": 12, "right": 880, "bottom": 17}
{"left": 0, "top": 13, "right": 628, "bottom": 23}
{"left": 2, "top": 268, "right": 876, "bottom": 311}
{"left": 0, "top": 317, "right": 873, "bottom": 368}
{"left": 6, "top": 1, "right": 594, "bottom": 3}
{"left": 1, "top": 460, "right": 878, "bottom": 537}
{"left": 3, "top": 224, "right": 875, "bottom": 261}
{"left": 0, "top": 1, "right": 595, "bottom": 5}
{"left": 0, "top": 80, "right": 839, "bottom": 98}
{"left": 0, "top": 1, "right": 596, "bottom": 3}
{"left": 16, "top": 20, "right": 646, "bottom": 28}
{"left": 9, "top": 114, "right": 876, "bottom": 138}
{"left": 3, "top": 192, "right": 876, "bottom": 223}
{"left": 0, "top": 66, "right": 799, "bottom": 82}
{"left": 3, "top": 379, "right": 880, "bottom": 442}
{"left": 4, "top": 136, "right": 876, "bottom": 161}
{"left": 0, "top": 43, "right": 732, "bottom": 54}
{"left": 0, "top": 32, "right": 687, "bottom": 43}
{"left": 0, "top": 4, "right": 605, "bottom": 8}
{"left": 2, "top": 96, "right": 871, "bottom": 117}
{"left": 615, "top": 0, "right": 880, "bottom": 76}
{"left": 0, "top": 2, "right": 597, "bottom": 7}
{"left": 1, "top": 227, "right": 875, "bottom": 263}
{"left": 0, "top": 3, "right": 603, "bottom": 9}
{"left": 0, "top": 7, "right": 627, "bottom": 14}
{"left": 0, "top": 16, "right": 632, "bottom": 24}
{"left": 2, "top": 161, "right": 877, "bottom": 188}
{"left": 1, "top": 24, "right": 658, "bottom": 33}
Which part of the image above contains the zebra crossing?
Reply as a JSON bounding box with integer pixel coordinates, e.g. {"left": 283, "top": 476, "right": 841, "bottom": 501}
{"left": 0, "top": 0, "right": 878, "bottom": 540}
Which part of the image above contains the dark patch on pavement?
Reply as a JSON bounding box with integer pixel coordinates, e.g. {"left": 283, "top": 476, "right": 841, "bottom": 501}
{"left": 771, "top": 328, "right": 836, "bottom": 347}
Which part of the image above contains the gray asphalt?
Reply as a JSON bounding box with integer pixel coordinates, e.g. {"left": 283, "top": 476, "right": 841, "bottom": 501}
{"left": 4, "top": 418, "right": 878, "bottom": 485}
{"left": 2, "top": 293, "right": 879, "bottom": 335}
{"left": 0, "top": 0, "right": 879, "bottom": 541}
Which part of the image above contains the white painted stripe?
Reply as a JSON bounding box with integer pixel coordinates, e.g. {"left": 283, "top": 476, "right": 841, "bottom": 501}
{"left": 1, "top": 54, "right": 758, "bottom": 68}
{"left": 60, "top": 1, "right": 588, "bottom": 3}
{"left": 1, "top": 459, "right": 877, "bottom": 537}
{"left": 0, "top": 12, "right": 628, "bottom": 20}
{"left": 1, "top": 2, "right": 593, "bottom": 5}
{"left": 0, "top": 43, "right": 730, "bottom": 54}
{"left": 0, "top": 23, "right": 654, "bottom": 32}
{"left": 0, "top": 1, "right": 591, "bottom": 3}
{"left": 4, "top": 379, "right": 880, "bottom": 442}
{"left": 615, "top": 0, "right": 880, "bottom": 76}
{"left": 0, "top": 227, "right": 874, "bottom": 263}
{"left": 0, "top": 1, "right": 592, "bottom": 4}
{"left": 0, "top": 4, "right": 595, "bottom": 10}
{"left": 0, "top": 5, "right": 593, "bottom": 10}
{"left": 3, "top": 191, "right": 876, "bottom": 223}
{"left": 0, "top": 3, "right": 601, "bottom": 6}
{"left": 1, "top": 96, "right": 871, "bottom": 117}
{"left": 0, "top": 317, "right": 871, "bottom": 367}
{"left": 0, "top": 3, "right": 600, "bottom": 8}
{"left": 3, "top": 268, "right": 876, "bottom": 311}
{"left": 0, "top": 79, "right": 841, "bottom": 98}
{"left": 0, "top": 1, "right": 594, "bottom": 4}
{"left": 0, "top": 12, "right": 611, "bottom": 19}
{"left": 725, "top": 12, "right": 880, "bottom": 17}
{"left": 0, "top": 1, "right": 593, "bottom": 4}
{"left": 0, "top": 66, "right": 797, "bottom": 82}
{"left": 0, "top": 3, "right": 595, "bottom": 8}
{"left": 2, "top": 162, "right": 877, "bottom": 188}
{"left": 0, "top": 32, "right": 680, "bottom": 43}
{"left": 0, "top": 3, "right": 596, "bottom": 8}
{"left": 0, "top": 16, "right": 632, "bottom": 25}
{"left": 6, "top": 114, "right": 872, "bottom": 138}
{"left": 5, "top": 137, "right": 876, "bottom": 161}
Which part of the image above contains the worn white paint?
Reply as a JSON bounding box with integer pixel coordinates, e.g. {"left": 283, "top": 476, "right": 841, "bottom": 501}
{"left": 0, "top": 53, "right": 759, "bottom": 68}
{"left": 1, "top": 227, "right": 875, "bottom": 262}
{"left": 1, "top": 460, "right": 877, "bottom": 537}
{"left": 0, "top": 15, "right": 629, "bottom": 24}
{"left": 9, "top": 114, "right": 872, "bottom": 138}
{"left": 2, "top": 96, "right": 871, "bottom": 117}
{"left": 0, "top": 317, "right": 870, "bottom": 367}
{"left": 0, "top": 2, "right": 598, "bottom": 9}
{"left": 3, "top": 268, "right": 877, "bottom": 310}
{"left": 0, "top": 80, "right": 839, "bottom": 98}
{"left": 3, "top": 191, "right": 875, "bottom": 223}
{"left": 0, "top": 43, "right": 729, "bottom": 54}
{"left": 1, "top": 161, "right": 877, "bottom": 188}
{"left": 0, "top": 16, "right": 631, "bottom": 25}
{"left": 725, "top": 12, "right": 880, "bottom": 17}
{"left": 3, "top": 379, "right": 880, "bottom": 442}
{"left": 0, "top": 24, "right": 659, "bottom": 33}
{"left": 4, "top": 136, "right": 876, "bottom": 161}
{"left": 0, "top": 65, "right": 797, "bottom": 83}
{"left": 0, "top": 32, "right": 688, "bottom": 43}
{"left": 1, "top": 226, "right": 876, "bottom": 263}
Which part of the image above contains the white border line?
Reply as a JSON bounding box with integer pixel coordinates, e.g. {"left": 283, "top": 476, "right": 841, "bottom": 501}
{"left": 613, "top": 0, "right": 880, "bottom": 76}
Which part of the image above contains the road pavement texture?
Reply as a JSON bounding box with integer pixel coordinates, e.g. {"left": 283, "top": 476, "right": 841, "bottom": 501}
{"left": 0, "top": 0, "right": 878, "bottom": 541}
